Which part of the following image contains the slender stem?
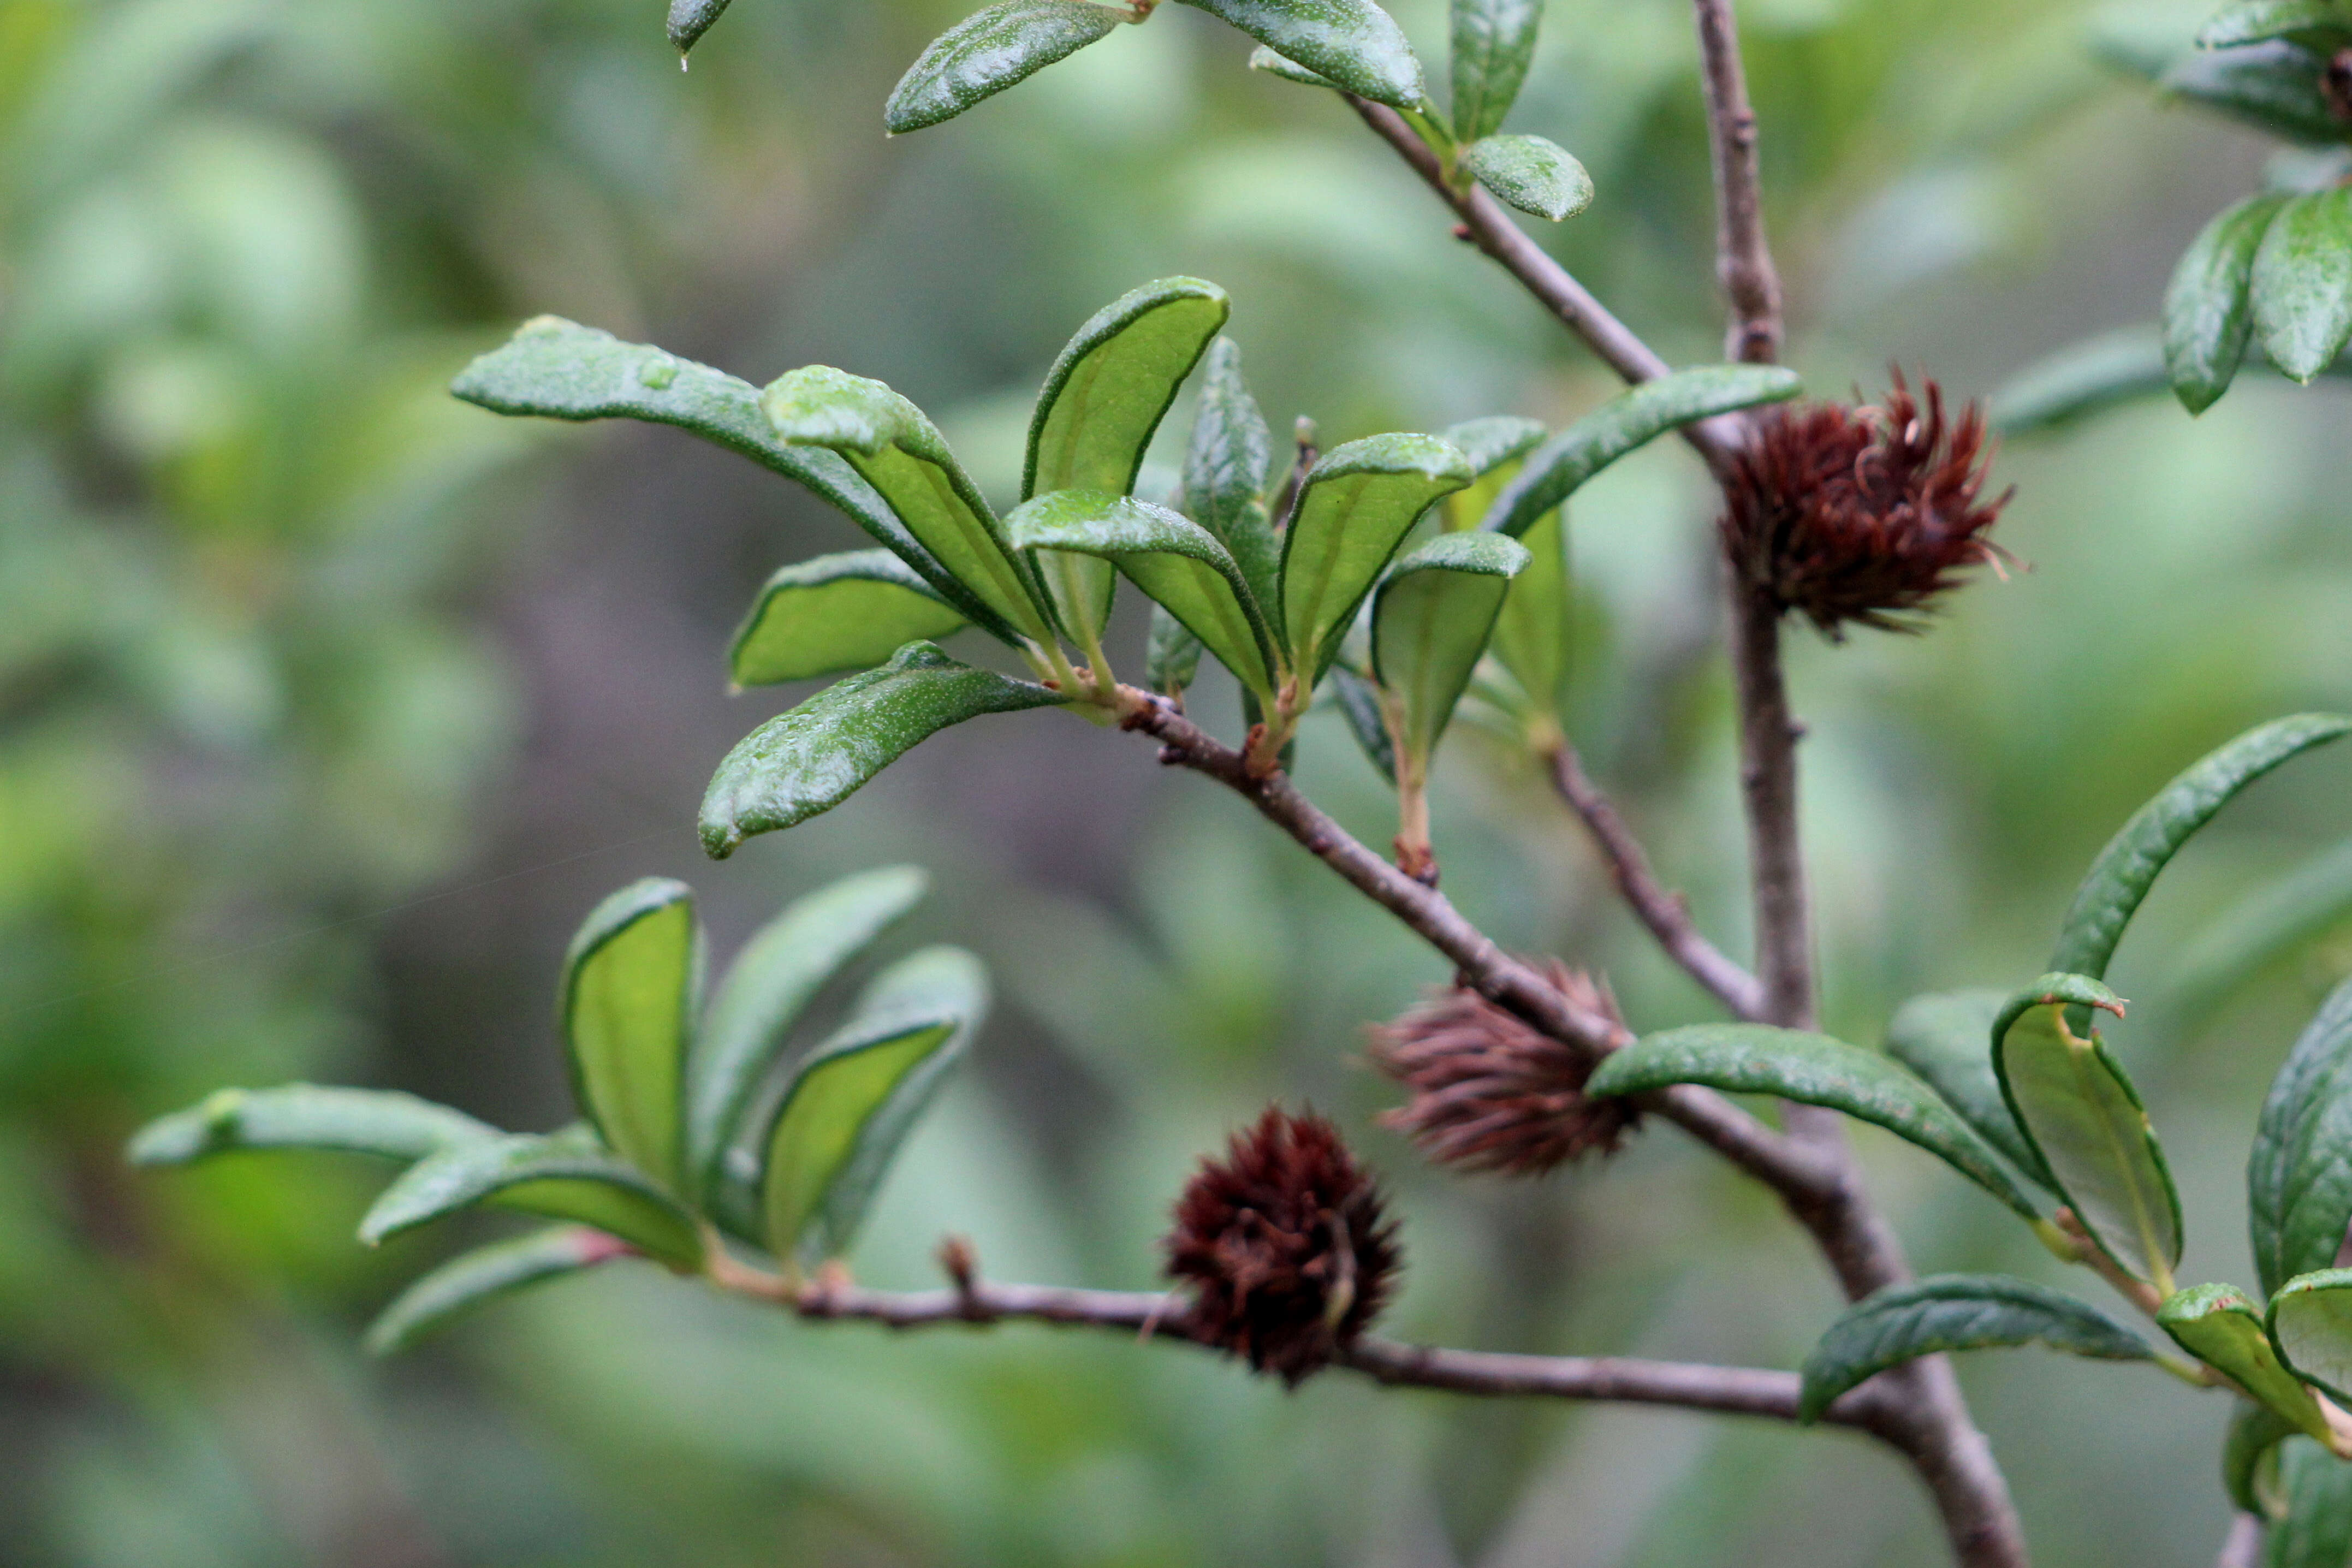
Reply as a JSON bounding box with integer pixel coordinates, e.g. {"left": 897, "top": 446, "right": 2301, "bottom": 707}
{"left": 1544, "top": 739, "right": 1766, "bottom": 1020}
{"left": 1729, "top": 578, "right": 1815, "bottom": 1032}
{"left": 1692, "top": 0, "right": 1785, "bottom": 363}
{"left": 2215, "top": 1513, "right": 2264, "bottom": 1568}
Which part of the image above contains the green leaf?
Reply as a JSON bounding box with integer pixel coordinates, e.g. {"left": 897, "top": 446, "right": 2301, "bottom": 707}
{"left": 1797, "top": 1274, "right": 2154, "bottom": 1424}
{"left": 884, "top": 0, "right": 1129, "bottom": 135}
{"left": 364, "top": 1226, "right": 633, "bottom": 1356}
{"left": 668, "top": 0, "right": 730, "bottom": 56}
{"left": 728, "top": 550, "right": 968, "bottom": 687}
{"left": 1991, "top": 328, "right": 2171, "bottom": 436}
{"left": 2166, "top": 194, "right": 2291, "bottom": 413}
{"left": 1460, "top": 134, "right": 1592, "bottom": 222}
{"left": 1279, "top": 433, "right": 1474, "bottom": 683}
{"left": 2254, "top": 187, "right": 2352, "bottom": 382}
{"left": 2167, "top": 835, "right": 2352, "bottom": 1027}
{"left": 1583, "top": 1024, "right": 2044, "bottom": 1221}
{"left": 758, "top": 946, "right": 986, "bottom": 1260}
{"left": 1371, "top": 531, "right": 1529, "bottom": 761}
{"left": 560, "top": 878, "right": 699, "bottom": 1191}
{"left": 1487, "top": 509, "right": 1569, "bottom": 714}
{"left": 685, "top": 865, "right": 930, "bottom": 1207}
{"left": 1439, "top": 415, "right": 1547, "bottom": 480}
{"left": 762, "top": 366, "right": 1052, "bottom": 642}
{"left": 2272, "top": 1268, "right": 2352, "bottom": 1404}
{"left": 2225, "top": 1401, "right": 2300, "bottom": 1517}
{"left": 1884, "top": 988, "right": 2056, "bottom": 1191}
{"left": 2050, "top": 714, "right": 2352, "bottom": 979}
{"left": 1145, "top": 604, "right": 1205, "bottom": 694}
{"left": 2201, "top": 0, "right": 2352, "bottom": 52}
{"left": 1248, "top": 44, "right": 1338, "bottom": 87}
{"left": 701, "top": 642, "right": 1067, "bottom": 858}
{"left": 2162, "top": 1284, "right": 2337, "bottom": 1444}
{"left": 1450, "top": 0, "right": 1540, "bottom": 142}
{"left": 1009, "top": 490, "right": 1278, "bottom": 697}
{"left": 1179, "top": 0, "right": 1424, "bottom": 108}
{"left": 450, "top": 318, "right": 1020, "bottom": 643}
{"left": 1326, "top": 665, "right": 1397, "bottom": 784}
{"left": 2162, "top": 40, "right": 2352, "bottom": 146}
{"left": 1481, "top": 366, "right": 1802, "bottom": 537}
{"left": 1024, "top": 277, "right": 1231, "bottom": 645}
{"left": 1180, "top": 337, "right": 1281, "bottom": 618}
{"left": 1993, "top": 975, "right": 2182, "bottom": 1289}
{"left": 2254, "top": 979, "right": 2352, "bottom": 1298}
{"left": 2268, "top": 1438, "right": 2352, "bottom": 1561}
{"left": 359, "top": 1127, "right": 705, "bottom": 1271}
{"left": 128, "top": 1085, "right": 495, "bottom": 1167}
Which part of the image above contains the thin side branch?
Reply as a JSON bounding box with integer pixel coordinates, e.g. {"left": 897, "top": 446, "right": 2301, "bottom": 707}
{"left": 1729, "top": 578, "right": 1816, "bottom": 1032}
{"left": 1692, "top": 0, "right": 1784, "bottom": 363}
{"left": 1544, "top": 739, "right": 1766, "bottom": 1020}
{"left": 2216, "top": 1513, "right": 2265, "bottom": 1568}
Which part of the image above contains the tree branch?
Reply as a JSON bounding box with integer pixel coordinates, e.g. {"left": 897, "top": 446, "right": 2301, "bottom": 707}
{"left": 1543, "top": 739, "right": 1766, "bottom": 1020}
{"left": 1692, "top": 0, "right": 1784, "bottom": 363}
{"left": 1729, "top": 577, "right": 1816, "bottom": 1033}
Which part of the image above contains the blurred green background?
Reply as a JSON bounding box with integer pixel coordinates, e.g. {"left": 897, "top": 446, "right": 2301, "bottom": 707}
{"left": 5, "top": 0, "right": 2350, "bottom": 1561}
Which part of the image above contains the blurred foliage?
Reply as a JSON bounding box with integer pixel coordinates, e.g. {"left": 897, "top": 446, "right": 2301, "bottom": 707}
{"left": 6, "top": 0, "right": 2352, "bottom": 1564}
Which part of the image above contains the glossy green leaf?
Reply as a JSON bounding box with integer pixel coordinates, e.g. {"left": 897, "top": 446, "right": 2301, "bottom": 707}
{"left": 364, "top": 1226, "right": 633, "bottom": 1356}
{"left": 762, "top": 366, "right": 1052, "bottom": 641}
{"left": 1450, "top": 0, "right": 1540, "bottom": 141}
{"left": 2268, "top": 1438, "right": 2352, "bottom": 1561}
{"left": 1009, "top": 490, "right": 1277, "bottom": 697}
{"left": 684, "top": 865, "right": 929, "bottom": 1205}
{"left": 1797, "top": 1274, "right": 2153, "bottom": 1423}
{"left": 559, "top": 878, "right": 699, "bottom": 1191}
{"left": 2161, "top": 40, "right": 2352, "bottom": 145}
{"left": 1371, "top": 531, "right": 1529, "bottom": 760}
{"left": 1279, "top": 433, "right": 1473, "bottom": 683}
{"left": 1180, "top": 337, "right": 1281, "bottom": 617}
{"left": 884, "top": 0, "right": 1127, "bottom": 134}
{"left": 1481, "top": 366, "right": 1802, "bottom": 537}
{"left": 668, "top": 0, "right": 729, "bottom": 56}
{"left": 1993, "top": 975, "right": 2182, "bottom": 1289}
{"left": 1327, "top": 665, "right": 1397, "bottom": 784}
{"left": 1884, "top": 988, "right": 2055, "bottom": 1191}
{"left": 1248, "top": 44, "right": 1338, "bottom": 87}
{"left": 359, "top": 1127, "right": 705, "bottom": 1271}
{"left": 2226, "top": 1401, "right": 2301, "bottom": 1518}
{"left": 1145, "top": 604, "right": 1205, "bottom": 695}
{"left": 2167, "top": 835, "right": 2352, "bottom": 1027}
{"left": 759, "top": 946, "right": 985, "bottom": 1260}
{"left": 450, "top": 318, "right": 1019, "bottom": 643}
{"left": 2272, "top": 1268, "right": 2352, "bottom": 1404}
{"left": 1460, "top": 134, "right": 1592, "bottom": 222}
{"left": 1178, "top": 0, "right": 1423, "bottom": 109}
{"left": 2254, "top": 187, "right": 2352, "bottom": 382}
{"left": 2167, "top": 194, "right": 2290, "bottom": 412}
{"left": 2201, "top": 0, "right": 2352, "bottom": 52}
{"left": 2050, "top": 715, "right": 2352, "bottom": 979}
{"left": 128, "top": 1085, "right": 495, "bottom": 1167}
{"left": 1487, "top": 509, "right": 1569, "bottom": 714}
{"left": 728, "top": 550, "right": 967, "bottom": 687}
{"left": 2160, "top": 1284, "right": 2335, "bottom": 1442}
{"left": 1584, "top": 1024, "right": 2044, "bottom": 1221}
{"left": 701, "top": 642, "right": 1067, "bottom": 858}
{"left": 2255, "top": 979, "right": 2352, "bottom": 1298}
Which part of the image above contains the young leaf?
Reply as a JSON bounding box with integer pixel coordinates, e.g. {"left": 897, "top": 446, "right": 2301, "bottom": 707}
{"left": 701, "top": 642, "right": 1067, "bottom": 858}
{"left": 1487, "top": 509, "right": 1569, "bottom": 716}
{"left": 884, "top": 0, "right": 1129, "bottom": 135}
{"left": 1181, "top": 337, "right": 1281, "bottom": 617}
{"left": 2201, "top": 0, "right": 2352, "bottom": 50}
{"left": 1249, "top": 45, "right": 1338, "bottom": 88}
{"left": 1481, "top": 366, "right": 1802, "bottom": 537}
{"left": 2254, "top": 187, "right": 2352, "bottom": 383}
{"left": 1145, "top": 604, "right": 1205, "bottom": 694}
{"left": 1459, "top": 134, "right": 1593, "bottom": 222}
{"left": 560, "top": 878, "right": 699, "bottom": 1191}
{"left": 1008, "top": 490, "right": 1278, "bottom": 698}
{"left": 2048, "top": 714, "right": 2352, "bottom": 979}
{"left": 1178, "top": 0, "right": 1424, "bottom": 110}
{"left": 1326, "top": 665, "right": 1397, "bottom": 784}
{"left": 450, "top": 319, "right": 1020, "bottom": 644}
{"left": 1993, "top": 975, "right": 2182, "bottom": 1290}
{"left": 1583, "top": 1024, "right": 2045, "bottom": 1222}
{"left": 2252, "top": 979, "right": 2352, "bottom": 1298}
{"left": 2268, "top": 1436, "right": 2352, "bottom": 1561}
{"left": 1990, "top": 327, "right": 2170, "bottom": 437}
{"left": 1371, "top": 531, "right": 1529, "bottom": 761}
{"left": 1279, "top": 433, "right": 1474, "bottom": 683}
{"left": 1024, "top": 277, "right": 1231, "bottom": 645}
{"left": 2159, "top": 1283, "right": 2336, "bottom": 1442}
{"left": 2161, "top": 40, "right": 2352, "bottom": 145}
{"left": 728, "top": 550, "right": 969, "bottom": 687}
{"left": 127, "top": 1085, "right": 495, "bottom": 1167}
{"left": 763, "top": 366, "right": 1053, "bottom": 642}
{"left": 359, "top": 1127, "right": 705, "bottom": 1271}
{"left": 2226, "top": 1401, "right": 2301, "bottom": 1518}
{"left": 1884, "top": 988, "right": 2055, "bottom": 1191}
{"left": 758, "top": 946, "right": 986, "bottom": 1260}
{"left": 1450, "top": 0, "right": 1540, "bottom": 142}
{"left": 668, "top": 0, "right": 729, "bottom": 56}
{"left": 1797, "top": 1274, "right": 2153, "bottom": 1423}
{"left": 364, "top": 1226, "right": 633, "bottom": 1356}
{"left": 2165, "top": 194, "right": 2290, "bottom": 413}
{"left": 685, "top": 864, "right": 930, "bottom": 1206}
{"left": 2271, "top": 1268, "right": 2352, "bottom": 1404}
